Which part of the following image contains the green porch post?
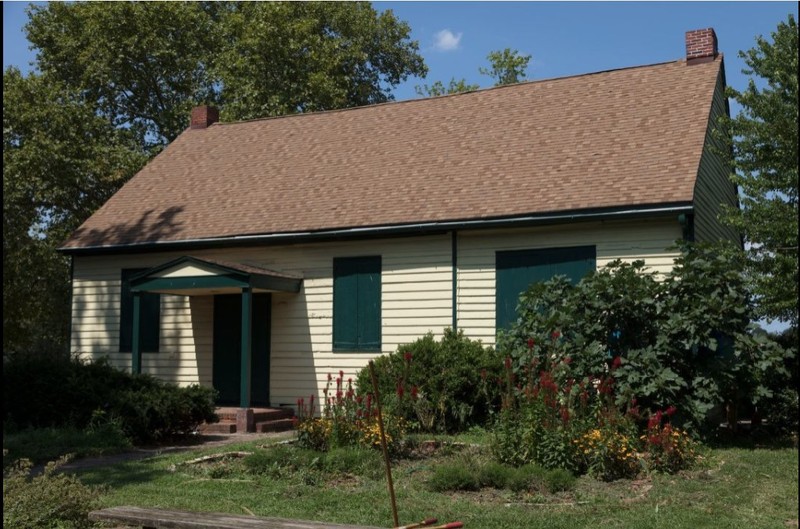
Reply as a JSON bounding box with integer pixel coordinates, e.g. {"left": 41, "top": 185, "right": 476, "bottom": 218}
{"left": 132, "top": 291, "right": 142, "bottom": 374}
{"left": 240, "top": 287, "right": 252, "bottom": 408}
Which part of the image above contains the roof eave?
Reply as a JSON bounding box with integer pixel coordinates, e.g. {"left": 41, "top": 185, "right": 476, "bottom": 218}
{"left": 58, "top": 202, "right": 694, "bottom": 256}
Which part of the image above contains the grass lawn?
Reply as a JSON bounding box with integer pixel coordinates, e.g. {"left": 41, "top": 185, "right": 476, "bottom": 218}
{"left": 74, "top": 433, "right": 798, "bottom": 529}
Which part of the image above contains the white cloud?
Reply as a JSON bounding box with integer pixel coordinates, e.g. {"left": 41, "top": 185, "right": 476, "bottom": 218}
{"left": 432, "top": 29, "right": 462, "bottom": 52}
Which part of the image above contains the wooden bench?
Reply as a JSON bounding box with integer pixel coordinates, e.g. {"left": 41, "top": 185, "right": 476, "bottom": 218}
{"left": 89, "top": 506, "right": 386, "bottom": 529}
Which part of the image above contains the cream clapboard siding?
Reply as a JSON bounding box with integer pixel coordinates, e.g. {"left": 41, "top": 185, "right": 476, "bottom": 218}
{"left": 71, "top": 219, "right": 681, "bottom": 406}
{"left": 71, "top": 234, "right": 453, "bottom": 407}
{"left": 693, "top": 66, "right": 741, "bottom": 244}
{"left": 456, "top": 219, "right": 682, "bottom": 345}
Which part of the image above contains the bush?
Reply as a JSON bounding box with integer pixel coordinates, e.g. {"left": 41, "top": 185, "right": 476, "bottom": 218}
{"left": 496, "top": 241, "right": 790, "bottom": 436}
{"left": 3, "top": 354, "right": 218, "bottom": 445}
{"left": 355, "top": 329, "right": 504, "bottom": 433}
{"left": 478, "top": 461, "right": 517, "bottom": 489}
{"left": 295, "top": 376, "right": 407, "bottom": 454}
{"left": 543, "top": 468, "right": 576, "bottom": 493}
{"left": 641, "top": 410, "right": 697, "bottom": 473}
{"left": 3, "top": 456, "right": 102, "bottom": 529}
{"left": 427, "top": 462, "right": 480, "bottom": 492}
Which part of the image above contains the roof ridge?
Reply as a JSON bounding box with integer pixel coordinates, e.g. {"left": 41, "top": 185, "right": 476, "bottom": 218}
{"left": 212, "top": 57, "right": 699, "bottom": 127}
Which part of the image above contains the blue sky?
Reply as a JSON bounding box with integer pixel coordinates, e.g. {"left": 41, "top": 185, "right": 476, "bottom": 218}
{"left": 4, "top": 1, "right": 797, "bottom": 103}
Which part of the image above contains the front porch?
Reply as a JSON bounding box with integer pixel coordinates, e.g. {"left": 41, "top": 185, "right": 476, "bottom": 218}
{"left": 200, "top": 406, "right": 296, "bottom": 434}
{"left": 128, "top": 256, "right": 303, "bottom": 409}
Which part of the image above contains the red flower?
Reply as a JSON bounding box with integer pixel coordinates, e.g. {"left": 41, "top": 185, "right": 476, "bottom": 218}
{"left": 339, "top": 370, "right": 344, "bottom": 379}
{"left": 504, "top": 356, "right": 512, "bottom": 370}
{"left": 356, "top": 395, "right": 363, "bottom": 404}
{"left": 527, "top": 338, "right": 535, "bottom": 349}
{"left": 480, "top": 368, "right": 487, "bottom": 381}
{"left": 551, "top": 330, "right": 561, "bottom": 340}
{"left": 666, "top": 405, "right": 677, "bottom": 417}
{"left": 297, "top": 397, "right": 304, "bottom": 407}
{"left": 396, "top": 383, "right": 405, "bottom": 398}
{"left": 563, "top": 356, "right": 572, "bottom": 365}
{"left": 327, "top": 373, "right": 333, "bottom": 381}
{"left": 611, "top": 356, "right": 622, "bottom": 369}
{"left": 404, "top": 351, "right": 413, "bottom": 363}
{"left": 411, "top": 386, "right": 419, "bottom": 400}
{"left": 560, "top": 406, "right": 570, "bottom": 424}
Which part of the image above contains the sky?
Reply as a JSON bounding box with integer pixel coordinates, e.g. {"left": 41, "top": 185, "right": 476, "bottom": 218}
{"left": 4, "top": 1, "right": 798, "bottom": 103}
{"left": 3, "top": 1, "right": 795, "bottom": 331}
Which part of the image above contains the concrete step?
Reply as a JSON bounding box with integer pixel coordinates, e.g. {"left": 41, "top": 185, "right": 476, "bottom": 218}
{"left": 255, "top": 418, "right": 296, "bottom": 433}
{"left": 252, "top": 408, "right": 294, "bottom": 423}
{"left": 198, "top": 422, "right": 237, "bottom": 434}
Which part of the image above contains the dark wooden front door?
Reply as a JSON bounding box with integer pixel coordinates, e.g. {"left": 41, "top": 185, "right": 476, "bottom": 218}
{"left": 212, "top": 293, "right": 271, "bottom": 406}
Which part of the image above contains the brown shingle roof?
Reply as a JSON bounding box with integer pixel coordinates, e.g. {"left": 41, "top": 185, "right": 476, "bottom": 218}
{"left": 62, "top": 57, "right": 722, "bottom": 250}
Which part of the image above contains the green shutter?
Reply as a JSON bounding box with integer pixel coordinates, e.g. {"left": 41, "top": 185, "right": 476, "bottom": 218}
{"left": 333, "top": 256, "right": 381, "bottom": 351}
{"left": 120, "top": 269, "right": 160, "bottom": 353}
{"left": 357, "top": 257, "right": 381, "bottom": 350}
{"left": 496, "top": 246, "right": 596, "bottom": 331}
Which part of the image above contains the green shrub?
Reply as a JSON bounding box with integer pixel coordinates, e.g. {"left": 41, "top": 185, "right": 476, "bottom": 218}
{"left": 355, "top": 329, "right": 504, "bottom": 433}
{"left": 427, "top": 461, "right": 480, "bottom": 492}
{"left": 505, "top": 464, "right": 546, "bottom": 492}
{"left": 543, "top": 468, "right": 576, "bottom": 492}
{"left": 295, "top": 376, "right": 409, "bottom": 455}
{"left": 496, "top": 241, "right": 790, "bottom": 436}
{"left": 3, "top": 354, "right": 218, "bottom": 445}
{"left": 3, "top": 456, "right": 102, "bottom": 529}
{"left": 478, "top": 461, "right": 517, "bottom": 489}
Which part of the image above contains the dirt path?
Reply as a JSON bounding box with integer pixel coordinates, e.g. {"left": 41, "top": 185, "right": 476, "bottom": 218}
{"left": 46, "top": 431, "right": 295, "bottom": 474}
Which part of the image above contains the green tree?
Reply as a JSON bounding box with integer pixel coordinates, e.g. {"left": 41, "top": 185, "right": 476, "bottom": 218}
{"left": 415, "top": 47, "right": 531, "bottom": 98}
{"left": 218, "top": 2, "right": 427, "bottom": 121}
{"left": 479, "top": 48, "right": 532, "bottom": 86}
{"left": 723, "top": 15, "right": 799, "bottom": 327}
{"left": 25, "top": 2, "right": 427, "bottom": 148}
{"left": 25, "top": 2, "right": 220, "bottom": 151}
{"left": 3, "top": 69, "right": 147, "bottom": 355}
{"left": 414, "top": 78, "right": 480, "bottom": 97}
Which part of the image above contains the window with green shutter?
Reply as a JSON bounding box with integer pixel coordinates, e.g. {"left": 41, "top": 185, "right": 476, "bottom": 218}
{"left": 333, "top": 256, "right": 381, "bottom": 351}
{"left": 496, "top": 246, "right": 596, "bottom": 331}
{"left": 119, "top": 269, "right": 160, "bottom": 353}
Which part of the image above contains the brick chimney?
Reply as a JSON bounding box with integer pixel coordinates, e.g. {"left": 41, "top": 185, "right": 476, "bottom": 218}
{"left": 685, "top": 28, "right": 718, "bottom": 65}
{"left": 190, "top": 105, "right": 219, "bottom": 129}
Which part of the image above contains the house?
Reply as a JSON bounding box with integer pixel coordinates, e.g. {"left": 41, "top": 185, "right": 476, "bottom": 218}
{"left": 60, "top": 29, "right": 738, "bottom": 429}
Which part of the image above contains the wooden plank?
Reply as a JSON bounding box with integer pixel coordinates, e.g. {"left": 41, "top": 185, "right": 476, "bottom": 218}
{"left": 88, "top": 506, "right": 386, "bottom": 529}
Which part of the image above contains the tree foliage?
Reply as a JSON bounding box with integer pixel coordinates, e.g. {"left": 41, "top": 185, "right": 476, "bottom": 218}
{"left": 218, "top": 2, "right": 427, "bottom": 121}
{"left": 3, "top": 69, "right": 147, "bottom": 355}
{"left": 414, "top": 78, "right": 480, "bottom": 97}
{"left": 415, "top": 47, "right": 532, "bottom": 98}
{"left": 722, "top": 14, "right": 799, "bottom": 326}
{"left": 25, "top": 2, "right": 427, "bottom": 148}
{"left": 479, "top": 48, "right": 531, "bottom": 86}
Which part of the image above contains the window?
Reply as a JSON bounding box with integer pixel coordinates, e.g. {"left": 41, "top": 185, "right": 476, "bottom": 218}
{"left": 119, "top": 269, "right": 160, "bottom": 352}
{"left": 333, "top": 256, "right": 381, "bottom": 351}
{"left": 496, "top": 246, "right": 596, "bottom": 331}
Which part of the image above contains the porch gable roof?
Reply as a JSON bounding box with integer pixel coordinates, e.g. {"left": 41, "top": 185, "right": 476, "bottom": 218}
{"left": 129, "top": 256, "right": 302, "bottom": 295}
